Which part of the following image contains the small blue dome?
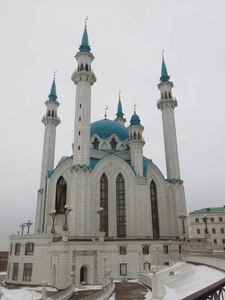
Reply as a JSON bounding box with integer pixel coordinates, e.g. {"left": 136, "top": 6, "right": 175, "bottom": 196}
{"left": 130, "top": 114, "right": 141, "bottom": 126}
{"left": 90, "top": 119, "right": 129, "bottom": 141}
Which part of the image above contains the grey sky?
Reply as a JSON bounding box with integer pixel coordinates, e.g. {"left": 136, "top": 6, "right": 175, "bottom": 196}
{"left": 0, "top": 0, "right": 225, "bottom": 250}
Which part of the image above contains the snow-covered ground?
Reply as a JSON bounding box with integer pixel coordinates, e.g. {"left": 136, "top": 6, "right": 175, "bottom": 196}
{"left": 0, "top": 263, "right": 224, "bottom": 299}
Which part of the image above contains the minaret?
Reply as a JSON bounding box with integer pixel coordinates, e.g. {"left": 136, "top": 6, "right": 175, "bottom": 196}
{"left": 71, "top": 19, "right": 96, "bottom": 166}
{"left": 157, "top": 52, "right": 181, "bottom": 180}
{"left": 40, "top": 73, "right": 60, "bottom": 188}
{"left": 127, "top": 105, "right": 145, "bottom": 176}
{"left": 114, "top": 91, "right": 126, "bottom": 126}
{"left": 35, "top": 74, "right": 60, "bottom": 232}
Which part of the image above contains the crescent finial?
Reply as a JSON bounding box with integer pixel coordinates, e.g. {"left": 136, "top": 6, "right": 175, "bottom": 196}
{"left": 85, "top": 16, "right": 88, "bottom": 30}
{"left": 119, "top": 90, "right": 121, "bottom": 100}
{"left": 162, "top": 49, "right": 165, "bottom": 61}
{"left": 134, "top": 103, "right": 136, "bottom": 114}
{"left": 104, "top": 105, "right": 108, "bottom": 119}
{"left": 53, "top": 70, "right": 57, "bottom": 81}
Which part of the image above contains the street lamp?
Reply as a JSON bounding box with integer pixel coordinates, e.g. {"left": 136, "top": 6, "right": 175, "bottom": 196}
{"left": 150, "top": 265, "right": 157, "bottom": 276}
{"left": 49, "top": 210, "right": 57, "bottom": 234}
{"left": 25, "top": 220, "right": 33, "bottom": 234}
{"left": 201, "top": 214, "right": 209, "bottom": 234}
{"left": 96, "top": 207, "right": 106, "bottom": 232}
{"left": 19, "top": 223, "right": 26, "bottom": 235}
{"left": 62, "top": 205, "right": 72, "bottom": 231}
{"left": 155, "top": 245, "right": 159, "bottom": 265}
{"left": 138, "top": 250, "right": 141, "bottom": 271}
{"left": 178, "top": 213, "right": 187, "bottom": 235}
{"left": 103, "top": 256, "right": 107, "bottom": 276}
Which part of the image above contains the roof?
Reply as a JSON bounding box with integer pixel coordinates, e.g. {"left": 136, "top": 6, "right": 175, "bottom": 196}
{"left": 160, "top": 60, "right": 170, "bottom": 83}
{"left": 129, "top": 113, "right": 141, "bottom": 126}
{"left": 79, "top": 29, "right": 91, "bottom": 53}
{"left": 190, "top": 207, "right": 225, "bottom": 214}
{"left": 48, "top": 79, "right": 57, "bottom": 101}
{"left": 116, "top": 99, "right": 124, "bottom": 119}
{"left": 90, "top": 119, "right": 129, "bottom": 141}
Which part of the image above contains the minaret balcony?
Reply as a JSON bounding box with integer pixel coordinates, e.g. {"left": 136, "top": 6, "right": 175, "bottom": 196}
{"left": 42, "top": 115, "right": 61, "bottom": 126}
{"left": 71, "top": 70, "right": 96, "bottom": 86}
{"left": 157, "top": 97, "right": 177, "bottom": 109}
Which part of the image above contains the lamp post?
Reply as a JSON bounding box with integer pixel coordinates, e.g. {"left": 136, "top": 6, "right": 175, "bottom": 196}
{"left": 49, "top": 210, "right": 57, "bottom": 234}
{"left": 72, "top": 262, "right": 76, "bottom": 284}
{"left": 150, "top": 265, "right": 157, "bottom": 276}
{"left": 103, "top": 256, "right": 107, "bottom": 277}
{"left": 138, "top": 250, "right": 141, "bottom": 271}
{"left": 19, "top": 223, "right": 26, "bottom": 235}
{"left": 25, "top": 220, "right": 33, "bottom": 234}
{"left": 155, "top": 245, "right": 159, "bottom": 265}
{"left": 41, "top": 280, "right": 47, "bottom": 300}
{"left": 96, "top": 207, "right": 106, "bottom": 232}
{"left": 201, "top": 214, "right": 209, "bottom": 234}
{"left": 144, "top": 258, "right": 149, "bottom": 274}
{"left": 178, "top": 213, "right": 187, "bottom": 235}
{"left": 62, "top": 205, "right": 72, "bottom": 231}
{"left": 168, "top": 240, "right": 172, "bottom": 262}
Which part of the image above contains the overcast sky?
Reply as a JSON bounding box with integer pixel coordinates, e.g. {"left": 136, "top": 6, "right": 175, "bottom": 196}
{"left": 0, "top": 0, "right": 225, "bottom": 250}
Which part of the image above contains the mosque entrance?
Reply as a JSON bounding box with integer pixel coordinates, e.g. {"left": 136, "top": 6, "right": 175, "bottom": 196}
{"left": 80, "top": 266, "right": 88, "bottom": 284}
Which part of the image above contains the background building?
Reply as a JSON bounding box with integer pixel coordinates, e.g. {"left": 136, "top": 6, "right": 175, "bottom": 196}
{"left": 7, "top": 24, "right": 188, "bottom": 289}
{"left": 189, "top": 207, "right": 225, "bottom": 251}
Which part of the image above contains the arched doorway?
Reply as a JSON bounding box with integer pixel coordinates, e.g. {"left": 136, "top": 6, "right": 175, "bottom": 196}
{"left": 80, "top": 266, "right": 88, "bottom": 284}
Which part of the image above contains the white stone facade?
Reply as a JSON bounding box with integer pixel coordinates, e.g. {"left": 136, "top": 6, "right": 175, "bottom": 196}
{"left": 7, "top": 27, "right": 188, "bottom": 289}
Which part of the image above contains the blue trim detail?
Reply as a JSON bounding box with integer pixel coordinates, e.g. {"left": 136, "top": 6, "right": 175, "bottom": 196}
{"left": 47, "top": 156, "right": 73, "bottom": 178}
{"left": 166, "top": 178, "right": 183, "bottom": 183}
{"left": 37, "top": 188, "right": 44, "bottom": 193}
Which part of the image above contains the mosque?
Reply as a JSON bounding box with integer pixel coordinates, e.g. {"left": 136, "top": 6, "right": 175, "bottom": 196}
{"left": 7, "top": 22, "right": 188, "bottom": 289}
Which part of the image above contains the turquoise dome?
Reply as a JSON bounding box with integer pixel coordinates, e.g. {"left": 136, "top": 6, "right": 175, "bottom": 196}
{"left": 130, "top": 114, "right": 141, "bottom": 126}
{"left": 90, "top": 119, "right": 129, "bottom": 141}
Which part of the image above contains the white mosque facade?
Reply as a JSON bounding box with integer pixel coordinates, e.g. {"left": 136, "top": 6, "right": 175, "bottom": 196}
{"left": 7, "top": 25, "right": 188, "bottom": 289}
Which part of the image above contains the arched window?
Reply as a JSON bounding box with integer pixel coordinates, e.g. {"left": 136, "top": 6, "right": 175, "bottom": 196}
{"left": 165, "top": 92, "right": 168, "bottom": 99}
{"left": 130, "top": 133, "right": 133, "bottom": 140}
{"left": 161, "top": 93, "right": 164, "bottom": 99}
{"left": 15, "top": 243, "right": 21, "bottom": 255}
{"left": 138, "top": 132, "right": 141, "bottom": 140}
{"left": 116, "top": 173, "right": 126, "bottom": 237}
{"left": 48, "top": 110, "right": 50, "bottom": 116}
{"left": 134, "top": 132, "right": 136, "bottom": 140}
{"left": 110, "top": 137, "right": 117, "bottom": 150}
{"left": 100, "top": 173, "right": 108, "bottom": 235}
{"left": 92, "top": 138, "right": 100, "bottom": 149}
{"left": 25, "top": 243, "right": 34, "bottom": 255}
{"left": 169, "top": 92, "right": 171, "bottom": 98}
{"left": 55, "top": 176, "right": 67, "bottom": 213}
{"left": 52, "top": 111, "right": 54, "bottom": 117}
{"left": 85, "top": 64, "right": 88, "bottom": 71}
{"left": 80, "top": 63, "right": 84, "bottom": 71}
{"left": 150, "top": 180, "right": 160, "bottom": 238}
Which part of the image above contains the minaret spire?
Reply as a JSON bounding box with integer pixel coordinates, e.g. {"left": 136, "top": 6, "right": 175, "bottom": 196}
{"left": 114, "top": 90, "right": 126, "bottom": 126}
{"left": 71, "top": 21, "right": 96, "bottom": 166}
{"left": 157, "top": 53, "right": 180, "bottom": 180}
{"left": 35, "top": 74, "right": 60, "bottom": 233}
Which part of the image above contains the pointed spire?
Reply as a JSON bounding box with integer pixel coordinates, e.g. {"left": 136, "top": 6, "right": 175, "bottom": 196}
{"left": 48, "top": 71, "right": 57, "bottom": 101}
{"left": 116, "top": 90, "right": 124, "bottom": 119}
{"left": 79, "top": 17, "right": 91, "bottom": 53}
{"left": 160, "top": 50, "right": 170, "bottom": 83}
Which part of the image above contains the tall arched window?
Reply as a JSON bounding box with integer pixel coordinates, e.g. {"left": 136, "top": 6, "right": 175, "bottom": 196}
{"left": 110, "top": 137, "right": 117, "bottom": 150}
{"left": 100, "top": 173, "right": 108, "bottom": 235}
{"left": 116, "top": 173, "right": 126, "bottom": 237}
{"left": 55, "top": 176, "right": 67, "bottom": 213}
{"left": 92, "top": 138, "right": 100, "bottom": 149}
{"left": 150, "top": 180, "right": 160, "bottom": 238}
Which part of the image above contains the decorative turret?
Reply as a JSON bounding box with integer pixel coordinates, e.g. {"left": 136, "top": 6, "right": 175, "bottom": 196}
{"left": 71, "top": 18, "right": 96, "bottom": 166}
{"left": 157, "top": 51, "right": 181, "bottom": 180}
{"left": 114, "top": 91, "right": 126, "bottom": 126}
{"left": 127, "top": 105, "right": 145, "bottom": 176}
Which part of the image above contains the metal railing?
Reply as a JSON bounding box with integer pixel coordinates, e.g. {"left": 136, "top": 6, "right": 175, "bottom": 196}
{"left": 182, "top": 278, "right": 225, "bottom": 300}
{"left": 39, "top": 284, "right": 74, "bottom": 300}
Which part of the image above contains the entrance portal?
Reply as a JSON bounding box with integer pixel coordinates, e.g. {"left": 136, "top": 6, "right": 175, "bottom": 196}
{"left": 80, "top": 265, "right": 88, "bottom": 284}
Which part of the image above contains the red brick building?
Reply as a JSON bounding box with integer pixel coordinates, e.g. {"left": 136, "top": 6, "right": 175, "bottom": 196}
{"left": 0, "top": 252, "right": 9, "bottom": 271}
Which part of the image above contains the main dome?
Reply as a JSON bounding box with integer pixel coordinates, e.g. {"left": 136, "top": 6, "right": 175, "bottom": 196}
{"left": 90, "top": 119, "right": 129, "bottom": 141}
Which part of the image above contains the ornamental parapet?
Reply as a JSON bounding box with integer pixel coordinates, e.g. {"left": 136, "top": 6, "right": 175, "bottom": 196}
{"left": 41, "top": 115, "right": 61, "bottom": 126}
{"left": 157, "top": 97, "right": 178, "bottom": 109}
{"left": 71, "top": 70, "right": 96, "bottom": 85}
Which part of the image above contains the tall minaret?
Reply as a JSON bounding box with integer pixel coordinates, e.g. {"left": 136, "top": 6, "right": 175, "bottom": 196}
{"left": 157, "top": 52, "right": 181, "bottom": 180}
{"left": 40, "top": 74, "right": 60, "bottom": 188}
{"left": 114, "top": 91, "right": 126, "bottom": 126}
{"left": 35, "top": 74, "right": 60, "bottom": 232}
{"left": 71, "top": 19, "right": 96, "bottom": 166}
{"left": 127, "top": 105, "right": 145, "bottom": 176}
